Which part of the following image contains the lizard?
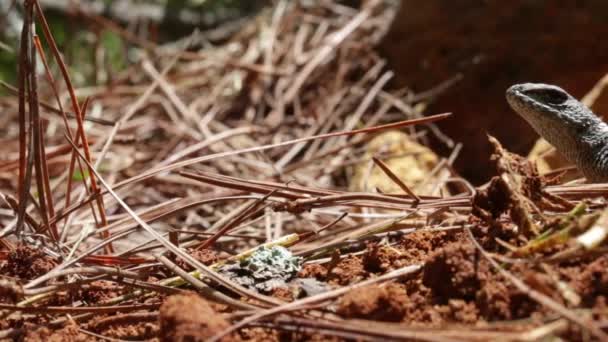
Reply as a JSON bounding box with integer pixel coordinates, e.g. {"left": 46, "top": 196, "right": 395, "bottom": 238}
{"left": 506, "top": 83, "right": 608, "bottom": 183}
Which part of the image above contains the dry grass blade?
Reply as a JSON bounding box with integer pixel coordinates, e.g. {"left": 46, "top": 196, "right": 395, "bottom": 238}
{"left": 63, "top": 133, "right": 281, "bottom": 307}
{"left": 0, "top": 81, "right": 114, "bottom": 125}
{"left": 33, "top": 0, "right": 112, "bottom": 250}
{"left": 47, "top": 112, "right": 451, "bottom": 224}
{"left": 372, "top": 156, "right": 421, "bottom": 203}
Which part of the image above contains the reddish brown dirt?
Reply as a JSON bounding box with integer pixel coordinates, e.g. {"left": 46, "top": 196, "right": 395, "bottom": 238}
{"left": 397, "top": 230, "right": 461, "bottom": 264}
{"left": 270, "top": 286, "right": 295, "bottom": 302}
{"left": 297, "top": 263, "right": 328, "bottom": 279}
{"left": 158, "top": 292, "right": 235, "bottom": 342}
{"left": 326, "top": 254, "right": 367, "bottom": 285}
{"left": 23, "top": 322, "right": 89, "bottom": 342}
{"left": 97, "top": 321, "right": 159, "bottom": 340}
{"left": 0, "top": 245, "right": 57, "bottom": 280}
{"left": 2, "top": 226, "right": 607, "bottom": 340}
{"left": 362, "top": 243, "right": 406, "bottom": 272}
{"left": 422, "top": 242, "right": 487, "bottom": 301}
{"left": 175, "top": 248, "right": 221, "bottom": 271}
{"left": 337, "top": 283, "right": 409, "bottom": 321}
{"left": 238, "top": 327, "right": 279, "bottom": 341}
{"left": 78, "top": 280, "right": 123, "bottom": 303}
{"left": 572, "top": 255, "right": 608, "bottom": 304}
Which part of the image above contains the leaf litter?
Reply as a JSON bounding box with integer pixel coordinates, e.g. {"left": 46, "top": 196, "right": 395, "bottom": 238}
{"left": 0, "top": 0, "right": 607, "bottom": 341}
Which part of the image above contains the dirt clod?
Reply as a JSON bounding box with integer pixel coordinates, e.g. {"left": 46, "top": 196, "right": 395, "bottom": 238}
{"left": 298, "top": 263, "right": 328, "bottom": 280}
{"left": 363, "top": 243, "right": 404, "bottom": 272}
{"left": 423, "top": 242, "right": 485, "bottom": 300}
{"left": 0, "top": 245, "right": 57, "bottom": 280}
{"left": 23, "top": 322, "right": 88, "bottom": 342}
{"left": 573, "top": 255, "right": 608, "bottom": 304}
{"left": 327, "top": 255, "right": 367, "bottom": 285}
{"left": 337, "top": 283, "right": 408, "bottom": 322}
{"left": 159, "top": 292, "right": 234, "bottom": 342}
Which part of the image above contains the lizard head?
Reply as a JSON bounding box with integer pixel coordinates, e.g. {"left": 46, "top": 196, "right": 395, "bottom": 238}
{"left": 506, "top": 83, "right": 606, "bottom": 151}
{"left": 507, "top": 83, "right": 580, "bottom": 124}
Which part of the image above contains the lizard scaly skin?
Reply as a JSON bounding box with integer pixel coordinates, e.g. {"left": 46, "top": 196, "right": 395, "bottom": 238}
{"left": 506, "top": 83, "right": 608, "bottom": 182}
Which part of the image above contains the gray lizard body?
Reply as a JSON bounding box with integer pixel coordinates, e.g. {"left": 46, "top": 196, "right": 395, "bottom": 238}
{"left": 506, "top": 83, "right": 608, "bottom": 182}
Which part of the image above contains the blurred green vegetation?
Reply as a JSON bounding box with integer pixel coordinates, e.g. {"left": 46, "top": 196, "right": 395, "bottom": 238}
{"left": 0, "top": 49, "right": 16, "bottom": 87}
{"left": 0, "top": 0, "right": 267, "bottom": 93}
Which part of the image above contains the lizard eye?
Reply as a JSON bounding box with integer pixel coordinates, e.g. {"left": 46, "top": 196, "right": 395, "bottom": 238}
{"left": 525, "top": 88, "right": 569, "bottom": 105}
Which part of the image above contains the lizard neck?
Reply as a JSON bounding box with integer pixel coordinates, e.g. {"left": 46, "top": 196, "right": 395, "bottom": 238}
{"left": 571, "top": 125, "right": 608, "bottom": 182}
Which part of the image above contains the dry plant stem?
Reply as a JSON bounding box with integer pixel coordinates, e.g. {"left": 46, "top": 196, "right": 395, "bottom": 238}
{"left": 264, "top": 0, "right": 287, "bottom": 79}
{"left": 62, "top": 134, "right": 281, "bottom": 307}
{"left": 0, "top": 303, "right": 158, "bottom": 315}
{"left": 31, "top": 87, "right": 54, "bottom": 241}
{"left": 12, "top": 265, "right": 144, "bottom": 308}
{"left": 24, "top": 275, "right": 124, "bottom": 297}
{"left": 155, "top": 255, "right": 257, "bottom": 310}
{"left": 0, "top": 81, "right": 114, "bottom": 125}
{"left": 283, "top": 137, "right": 365, "bottom": 174}
{"left": 22, "top": 230, "right": 137, "bottom": 297}
{"left": 62, "top": 99, "right": 101, "bottom": 240}
{"left": 15, "top": 0, "right": 33, "bottom": 234}
{"left": 169, "top": 229, "right": 266, "bottom": 241}
{"left": 271, "top": 316, "right": 535, "bottom": 342}
{"left": 311, "top": 212, "right": 418, "bottom": 254}
{"left": 142, "top": 60, "right": 206, "bottom": 138}
{"left": 30, "top": 37, "right": 57, "bottom": 240}
{"left": 158, "top": 126, "right": 262, "bottom": 167}
{"left": 120, "top": 199, "right": 267, "bottom": 255}
{"left": 94, "top": 195, "right": 246, "bottom": 242}
{"left": 300, "top": 211, "right": 348, "bottom": 244}
{"left": 208, "top": 263, "right": 423, "bottom": 342}
{"left": 180, "top": 171, "right": 471, "bottom": 213}
{"left": 48, "top": 113, "right": 452, "bottom": 225}
{"left": 25, "top": 265, "right": 142, "bottom": 287}
{"left": 33, "top": 0, "right": 112, "bottom": 250}
{"left": 1, "top": 195, "right": 41, "bottom": 235}
{"left": 294, "top": 225, "right": 469, "bottom": 259}
{"left": 69, "top": 98, "right": 112, "bottom": 250}
{"left": 465, "top": 227, "right": 608, "bottom": 340}
{"left": 33, "top": 36, "right": 101, "bottom": 236}
{"left": 343, "top": 71, "right": 393, "bottom": 137}
{"left": 0, "top": 140, "right": 95, "bottom": 172}
{"left": 64, "top": 233, "right": 298, "bottom": 314}
{"left": 197, "top": 191, "right": 274, "bottom": 250}
{"left": 179, "top": 171, "right": 310, "bottom": 200}
{"left": 320, "top": 62, "right": 385, "bottom": 156}
{"left": 284, "top": 1, "right": 375, "bottom": 102}
{"left": 33, "top": 35, "right": 75, "bottom": 237}
{"left": 88, "top": 51, "right": 184, "bottom": 194}
{"left": 81, "top": 314, "right": 159, "bottom": 338}
{"left": 582, "top": 72, "right": 608, "bottom": 108}
{"left": 521, "top": 318, "right": 570, "bottom": 341}
{"left": 27, "top": 194, "right": 253, "bottom": 285}
{"left": 372, "top": 156, "right": 421, "bottom": 203}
